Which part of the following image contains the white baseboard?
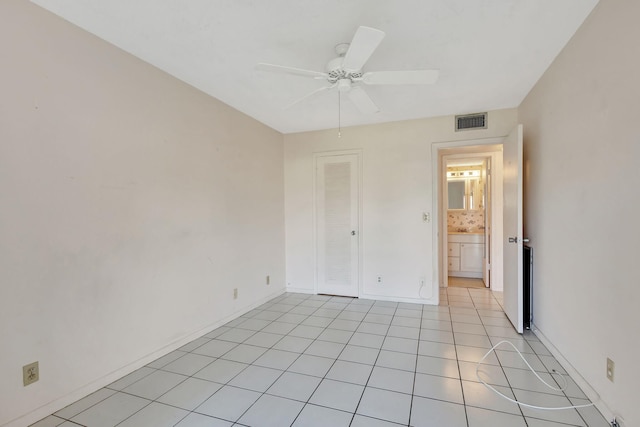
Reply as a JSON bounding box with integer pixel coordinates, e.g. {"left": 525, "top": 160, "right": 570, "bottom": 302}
{"left": 5, "top": 288, "right": 286, "bottom": 427}
{"left": 285, "top": 286, "right": 314, "bottom": 294}
{"left": 285, "top": 286, "right": 438, "bottom": 305}
{"left": 358, "top": 292, "right": 438, "bottom": 305}
{"left": 531, "top": 322, "right": 620, "bottom": 426}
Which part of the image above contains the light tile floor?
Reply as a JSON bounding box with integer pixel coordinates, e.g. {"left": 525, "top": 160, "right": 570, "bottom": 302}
{"left": 32, "top": 288, "right": 608, "bottom": 427}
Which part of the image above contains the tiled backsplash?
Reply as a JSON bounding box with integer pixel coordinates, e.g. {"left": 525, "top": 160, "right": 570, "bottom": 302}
{"left": 448, "top": 210, "right": 484, "bottom": 232}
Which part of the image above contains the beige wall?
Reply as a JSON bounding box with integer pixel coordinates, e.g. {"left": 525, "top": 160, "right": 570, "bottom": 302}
{"left": 519, "top": 0, "right": 639, "bottom": 424}
{"left": 4, "top": 0, "right": 637, "bottom": 424}
{"left": 284, "top": 110, "right": 517, "bottom": 302}
{"left": 0, "top": 2, "right": 285, "bottom": 425}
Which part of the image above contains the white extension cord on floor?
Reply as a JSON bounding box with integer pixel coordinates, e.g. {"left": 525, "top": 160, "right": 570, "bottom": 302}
{"left": 476, "top": 340, "right": 598, "bottom": 411}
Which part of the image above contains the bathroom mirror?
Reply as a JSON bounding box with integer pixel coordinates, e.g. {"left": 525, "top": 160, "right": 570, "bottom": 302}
{"left": 448, "top": 177, "right": 483, "bottom": 210}
{"left": 448, "top": 180, "right": 466, "bottom": 209}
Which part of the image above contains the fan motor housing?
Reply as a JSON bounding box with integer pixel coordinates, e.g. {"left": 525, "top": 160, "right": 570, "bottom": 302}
{"left": 337, "top": 79, "right": 352, "bottom": 92}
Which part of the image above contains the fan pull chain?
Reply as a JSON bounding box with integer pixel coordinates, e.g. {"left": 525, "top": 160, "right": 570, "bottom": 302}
{"left": 338, "top": 91, "right": 342, "bottom": 138}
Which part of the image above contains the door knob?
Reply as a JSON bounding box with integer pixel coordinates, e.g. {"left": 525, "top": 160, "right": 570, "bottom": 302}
{"left": 351, "top": 230, "right": 356, "bottom": 236}
{"left": 508, "top": 237, "right": 530, "bottom": 243}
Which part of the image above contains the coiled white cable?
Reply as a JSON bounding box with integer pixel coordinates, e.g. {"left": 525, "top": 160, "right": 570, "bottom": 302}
{"left": 476, "top": 340, "right": 598, "bottom": 411}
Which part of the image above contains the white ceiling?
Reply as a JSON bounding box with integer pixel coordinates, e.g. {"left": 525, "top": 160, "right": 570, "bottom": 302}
{"left": 31, "top": 0, "right": 598, "bottom": 134}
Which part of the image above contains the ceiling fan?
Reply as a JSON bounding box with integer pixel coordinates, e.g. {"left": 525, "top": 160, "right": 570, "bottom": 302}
{"left": 256, "top": 26, "right": 439, "bottom": 114}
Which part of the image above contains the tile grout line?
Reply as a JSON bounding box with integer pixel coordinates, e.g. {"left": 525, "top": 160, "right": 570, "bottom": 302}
{"left": 230, "top": 293, "right": 347, "bottom": 426}
{"left": 348, "top": 300, "right": 399, "bottom": 426}
{"left": 108, "top": 296, "right": 302, "bottom": 427}
{"left": 220, "top": 293, "right": 385, "bottom": 426}
{"left": 285, "top": 295, "right": 374, "bottom": 426}
{"left": 451, "top": 287, "right": 471, "bottom": 427}
{"left": 32, "top": 291, "right": 598, "bottom": 427}
{"left": 407, "top": 301, "right": 427, "bottom": 427}
{"left": 475, "top": 287, "right": 531, "bottom": 426}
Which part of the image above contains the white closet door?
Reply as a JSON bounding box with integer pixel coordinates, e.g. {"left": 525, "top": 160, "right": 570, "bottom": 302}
{"left": 316, "top": 154, "right": 360, "bottom": 297}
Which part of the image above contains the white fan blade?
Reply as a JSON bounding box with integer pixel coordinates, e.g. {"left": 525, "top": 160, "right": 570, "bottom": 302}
{"left": 347, "top": 86, "right": 379, "bottom": 114}
{"left": 256, "top": 63, "right": 328, "bottom": 79}
{"left": 362, "top": 69, "right": 439, "bottom": 85}
{"left": 342, "top": 26, "right": 385, "bottom": 73}
{"left": 285, "top": 84, "right": 336, "bottom": 110}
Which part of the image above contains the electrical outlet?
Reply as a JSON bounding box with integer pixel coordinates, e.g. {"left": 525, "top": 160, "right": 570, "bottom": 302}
{"left": 606, "top": 358, "right": 614, "bottom": 382}
{"left": 266, "top": 275, "right": 270, "bottom": 285}
{"left": 377, "top": 276, "right": 382, "bottom": 283}
{"left": 233, "top": 288, "right": 238, "bottom": 299}
{"left": 23, "top": 361, "right": 39, "bottom": 386}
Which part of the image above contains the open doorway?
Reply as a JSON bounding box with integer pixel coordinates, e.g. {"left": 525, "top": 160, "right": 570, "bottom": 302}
{"left": 445, "top": 156, "right": 489, "bottom": 288}
{"left": 436, "top": 143, "right": 504, "bottom": 292}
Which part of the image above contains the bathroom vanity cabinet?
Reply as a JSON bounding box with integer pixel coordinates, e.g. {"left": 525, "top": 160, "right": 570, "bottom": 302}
{"left": 448, "top": 233, "right": 484, "bottom": 278}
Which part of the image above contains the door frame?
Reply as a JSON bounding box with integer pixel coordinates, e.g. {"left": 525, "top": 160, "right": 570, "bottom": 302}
{"left": 432, "top": 138, "right": 504, "bottom": 300}
{"left": 313, "top": 149, "right": 363, "bottom": 297}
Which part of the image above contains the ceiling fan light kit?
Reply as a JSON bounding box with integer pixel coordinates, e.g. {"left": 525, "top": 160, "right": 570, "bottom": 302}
{"left": 256, "top": 25, "right": 439, "bottom": 115}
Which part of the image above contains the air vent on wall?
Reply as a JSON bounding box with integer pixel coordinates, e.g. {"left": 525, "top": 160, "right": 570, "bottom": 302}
{"left": 455, "top": 112, "right": 487, "bottom": 131}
